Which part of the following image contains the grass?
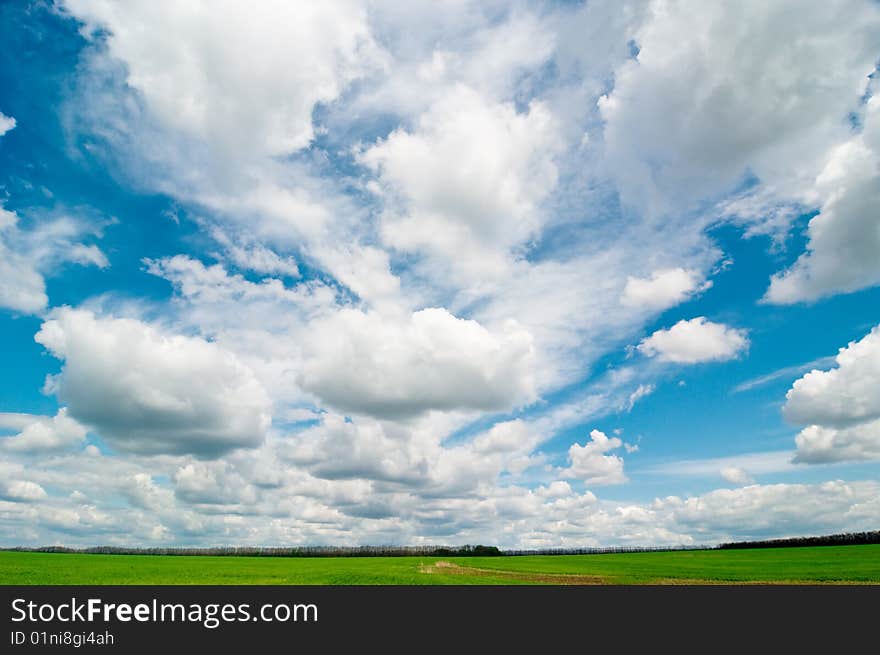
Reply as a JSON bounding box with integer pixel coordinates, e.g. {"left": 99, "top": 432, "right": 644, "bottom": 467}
{"left": 1, "top": 545, "right": 878, "bottom": 585}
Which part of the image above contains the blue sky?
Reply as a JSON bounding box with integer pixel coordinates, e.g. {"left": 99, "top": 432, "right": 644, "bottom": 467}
{"left": 1, "top": 1, "right": 879, "bottom": 548}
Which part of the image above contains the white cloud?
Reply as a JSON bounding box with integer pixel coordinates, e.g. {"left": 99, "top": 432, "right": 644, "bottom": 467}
{"left": 143, "top": 254, "right": 337, "bottom": 348}
{"left": 663, "top": 480, "right": 880, "bottom": 540}
{"left": 719, "top": 467, "right": 755, "bottom": 486}
{"left": 648, "top": 450, "right": 798, "bottom": 479}
{"left": 60, "top": 0, "right": 385, "bottom": 271}
{"left": 536, "top": 481, "right": 573, "bottom": 499}
{"left": 1, "top": 432, "right": 878, "bottom": 547}
{"left": 563, "top": 429, "right": 626, "bottom": 486}
{"left": 0, "top": 250, "right": 45, "bottom": 314}
{"left": 311, "top": 244, "right": 402, "bottom": 309}
{"left": 360, "top": 85, "right": 561, "bottom": 281}
{"left": 784, "top": 325, "right": 880, "bottom": 428}
{"left": 766, "top": 97, "right": 880, "bottom": 303}
{"left": 785, "top": 325, "right": 880, "bottom": 463}
{"left": 145, "top": 255, "right": 312, "bottom": 310}
{"left": 637, "top": 317, "right": 748, "bottom": 364}
{"left": 597, "top": 0, "right": 880, "bottom": 306}
{"left": 284, "top": 414, "right": 431, "bottom": 485}
{"left": 58, "top": 0, "right": 407, "bottom": 318}
{"left": 0, "top": 480, "right": 47, "bottom": 502}
{"left": 793, "top": 421, "right": 880, "bottom": 464}
{"left": 347, "top": 5, "right": 557, "bottom": 123}
{"left": 209, "top": 228, "right": 300, "bottom": 278}
{"left": 0, "top": 112, "right": 15, "bottom": 136}
{"left": 621, "top": 268, "right": 709, "bottom": 311}
{"left": 122, "top": 473, "right": 174, "bottom": 511}
{"left": 599, "top": 0, "right": 880, "bottom": 215}
{"left": 471, "top": 245, "right": 718, "bottom": 392}
{"left": 282, "top": 412, "right": 521, "bottom": 499}
{"left": 57, "top": 0, "right": 712, "bottom": 410}
{"left": 62, "top": 0, "right": 386, "bottom": 158}
{"left": 34, "top": 308, "right": 271, "bottom": 456}
{"left": 626, "top": 383, "right": 655, "bottom": 411}
{"left": 0, "top": 204, "right": 108, "bottom": 314}
{"left": 142, "top": 253, "right": 343, "bottom": 415}
{"left": 300, "top": 307, "right": 536, "bottom": 419}
{"left": 732, "top": 355, "right": 837, "bottom": 393}
{"left": 1, "top": 408, "right": 87, "bottom": 453}
{"left": 472, "top": 420, "right": 532, "bottom": 454}
{"left": 0, "top": 413, "right": 40, "bottom": 432}
{"left": 173, "top": 461, "right": 257, "bottom": 505}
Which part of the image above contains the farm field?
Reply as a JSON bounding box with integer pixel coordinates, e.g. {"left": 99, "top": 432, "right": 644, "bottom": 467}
{"left": 1, "top": 545, "right": 879, "bottom": 585}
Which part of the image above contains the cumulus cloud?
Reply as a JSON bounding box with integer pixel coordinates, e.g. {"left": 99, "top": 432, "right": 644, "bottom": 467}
{"left": 0, "top": 480, "right": 48, "bottom": 502}
{"left": 360, "top": 85, "right": 561, "bottom": 280}
{"left": 793, "top": 421, "right": 880, "bottom": 464}
{"left": 598, "top": 0, "right": 880, "bottom": 304}
{"left": 599, "top": 0, "right": 880, "bottom": 214}
{"left": 621, "top": 268, "right": 709, "bottom": 311}
{"left": 472, "top": 420, "right": 533, "bottom": 454}
{"left": 285, "top": 414, "right": 430, "bottom": 486}
{"left": 0, "top": 112, "right": 15, "bottom": 136}
{"left": 637, "top": 317, "right": 748, "bottom": 364}
{"left": 785, "top": 325, "right": 880, "bottom": 463}
{"left": 563, "top": 429, "right": 626, "bottom": 486}
{"left": 1, "top": 408, "right": 87, "bottom": 453}
{"left": 34, "top": 308, "right": 271, "bottom": 456}
{"left": 766, "top": 97, "right": 880, "bottom": 303}
{"left": 663, "top": 480, "right": 880, "bottom": 539}
{"left": 122, "top": 474, "right": 174, "bottom": 512}
{"left": 719, "top": 467, "right": 755, "bottom": 486}
{"left": 61, "top": 0, "right": 385, "bottom": 157}
{"left": 352, "top": 7, "right": 557, "bottom": 120}
{"left": 282, "top": 412, "right": 526, "bottom": 501}
{"left": 300, "top": 308, "right": 536, "bottom": 419}
{"left": 58, "top": 0, "right": 415, "bottom": 325}
{"left": 311, "top": 244, "right": 402, "bottom": 309}
{"left": 59, "top": 0, "right": 386, "bottom": 270}
{"left": 1, "top": 430, "right": 878, "bottom": 547}
{"left": 784, "top": 325, "right": 880, "bottom": 428}
{"left": 144, "top": 254, "right": 336, "bottom": 344}
{"left": 173, "top": 461, "right": 257, "bottom": 505}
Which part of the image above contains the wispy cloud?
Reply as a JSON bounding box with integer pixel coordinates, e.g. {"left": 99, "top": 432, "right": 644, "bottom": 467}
{"left": 644, "top": 450, "right": 800, "bottom": 478}
{"left": 732, "top": 355, "right": 837, "bottom": 393}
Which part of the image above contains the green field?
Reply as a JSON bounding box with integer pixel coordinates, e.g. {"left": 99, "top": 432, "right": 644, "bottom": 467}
{"left": 1, "top": 545, "right": 879, "bottom": 584}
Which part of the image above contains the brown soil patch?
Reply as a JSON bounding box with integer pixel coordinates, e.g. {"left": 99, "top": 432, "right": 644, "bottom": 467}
{"left": 421, "top": 560, "right": 607, "bottom": 585}
{"left": 418, "top": 562, "right": 876, "bottom": 585}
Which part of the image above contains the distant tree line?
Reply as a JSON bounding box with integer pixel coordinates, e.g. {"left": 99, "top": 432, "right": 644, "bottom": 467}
{"left": 504, "top": 545, "right": 706, "bottom": 556}
{"left": 3, "top": 531, "right": 876, "bottom": 557}
{"left": 0, "top": 544, "right": 503, "bottom": 558}
{"left": 717, "top": 530, "right": 880, "bottom": 550}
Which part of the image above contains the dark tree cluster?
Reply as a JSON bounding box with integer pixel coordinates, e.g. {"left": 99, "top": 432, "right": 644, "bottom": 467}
{"left": 717, "top": 530, "right": 880, "bottom": 550}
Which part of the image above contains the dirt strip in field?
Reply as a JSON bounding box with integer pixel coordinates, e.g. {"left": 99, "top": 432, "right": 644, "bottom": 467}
{"left": 419, "top": 561, "right": 879, "bottom": 585}
{"left": 420, "top": 560, "right": 608, "bottom": 584}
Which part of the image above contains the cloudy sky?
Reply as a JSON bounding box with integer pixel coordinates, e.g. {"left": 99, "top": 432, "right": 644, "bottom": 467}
{"left": 1, "top": 0, "right": 879, "bottom": 548}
